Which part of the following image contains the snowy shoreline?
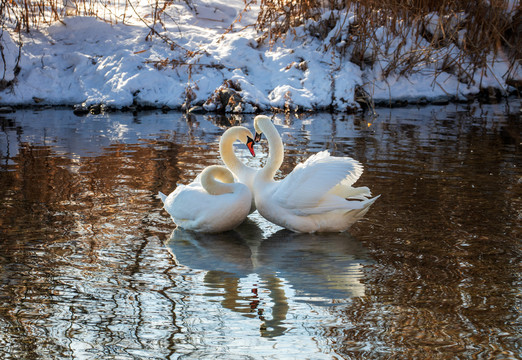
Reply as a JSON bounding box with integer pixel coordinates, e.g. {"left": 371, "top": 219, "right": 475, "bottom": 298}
{"left": 1, "top": 0, "right": 520, "bottom": 113}
{"left": 1, "top": 92, "right": 520, "bottom": 117}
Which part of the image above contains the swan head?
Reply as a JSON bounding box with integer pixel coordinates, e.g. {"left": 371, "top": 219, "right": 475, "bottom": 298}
{"left": 253, "top": 115, "right": 272, "bottom": 142}
{"left": 221, "top": 126, "right": 256, "bottom": 157}
{"left": 236, "top": 127, "right": 256, "bottom": 157}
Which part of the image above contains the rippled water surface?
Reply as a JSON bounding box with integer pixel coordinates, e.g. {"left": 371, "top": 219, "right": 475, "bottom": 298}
{"left": 0, "top": 104, "right": 520, "bottom": 359}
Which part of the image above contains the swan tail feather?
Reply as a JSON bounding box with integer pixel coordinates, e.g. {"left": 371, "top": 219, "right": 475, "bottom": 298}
{"left": 352, "top": 195, "right": 380, "bottom": 218}
{"left": 294, "top": 194, "right": 380, "bottom": 216}
{"left": 158, "top": 191, "right": 167, "bottom": 204}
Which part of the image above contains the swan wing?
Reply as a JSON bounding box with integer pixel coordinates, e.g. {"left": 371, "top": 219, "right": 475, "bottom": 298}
{"left": 294, "top": 193, "right": 376, "bottom": 215}
{"left": 328, "top": 185, "right": 372, "bottom": 200}
{"left": 273, "top": 151, "right": 364, "bottom": 210}
{"left": 164, "top": 184, "right": 208, "bottom": 222}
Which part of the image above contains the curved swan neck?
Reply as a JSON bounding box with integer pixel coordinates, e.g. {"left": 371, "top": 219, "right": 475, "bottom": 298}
{"left": 201, "top": 166, "right": 235, "bottom": 195}
{"left": 257, "top": 117, "right": 284, "bottom": 180}
{"left": 220, "top": 127, "right": 248, "bottom": 175}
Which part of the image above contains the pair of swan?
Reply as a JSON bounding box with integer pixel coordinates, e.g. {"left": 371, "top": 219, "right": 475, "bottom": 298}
{"left": 159, "top": 115, "right": 378, "bottom": 233}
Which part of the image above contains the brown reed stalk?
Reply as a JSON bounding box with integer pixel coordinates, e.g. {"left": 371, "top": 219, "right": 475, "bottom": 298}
{"left": 253, "top": 0, "right": 520, "bottom": 85}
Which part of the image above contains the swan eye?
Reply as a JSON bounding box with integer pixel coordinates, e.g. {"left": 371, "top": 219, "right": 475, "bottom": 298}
{"left": 246, "top": 136, "right": 256, "bottom": 157}
{"left": 254, "top": 132, "right": 262, "bottom": 142}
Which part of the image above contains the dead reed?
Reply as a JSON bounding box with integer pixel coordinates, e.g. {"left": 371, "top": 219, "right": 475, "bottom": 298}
{"left": 254, "top": 0, "right": 521, "bottom": 87}
{"left": 0, "top": 0, "right": 184, "bottom": 38}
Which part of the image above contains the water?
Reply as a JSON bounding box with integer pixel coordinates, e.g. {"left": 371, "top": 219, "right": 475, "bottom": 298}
{"left": 0, "top": 103, "right": 520, "bottom": 359}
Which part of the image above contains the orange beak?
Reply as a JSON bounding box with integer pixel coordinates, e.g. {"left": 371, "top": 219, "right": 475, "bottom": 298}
{"left": 246, "top": 136, "right": 255, "bottom": 157}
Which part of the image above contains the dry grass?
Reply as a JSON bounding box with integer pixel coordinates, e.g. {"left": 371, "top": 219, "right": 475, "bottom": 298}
{"left": 254, "top": 0, "right": 521, "bottom": 87}
{"left": 0, "top": 0, "right": 197, "bottom": 52}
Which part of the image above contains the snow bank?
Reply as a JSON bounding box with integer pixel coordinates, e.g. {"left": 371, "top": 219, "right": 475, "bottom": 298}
{"left": 0, "top": 0, "right": 519, "bottom": 111}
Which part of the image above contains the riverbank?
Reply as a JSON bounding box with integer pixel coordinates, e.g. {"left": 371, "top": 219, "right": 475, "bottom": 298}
{"left": 0, "top": 0, "right": 520, "bottom": 113}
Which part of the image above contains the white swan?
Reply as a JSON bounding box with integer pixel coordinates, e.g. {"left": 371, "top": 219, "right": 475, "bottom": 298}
{"left": 159, "top": 165, "right": 252, "bottom": 233}
{"left": 219, "top": 125, "right": 258, "bottom": 212}
{"left": 252, "top": 115, "right": 379, "bottom": 233}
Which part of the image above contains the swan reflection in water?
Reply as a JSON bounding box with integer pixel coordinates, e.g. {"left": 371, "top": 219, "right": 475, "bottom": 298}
{"left": 165, "top": 214, "right": 371, "bottom": 338}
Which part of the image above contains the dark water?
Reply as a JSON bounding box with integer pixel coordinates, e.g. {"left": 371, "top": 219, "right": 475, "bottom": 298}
{"left": 0, "top": 103, "right": 520, "bottom": 359}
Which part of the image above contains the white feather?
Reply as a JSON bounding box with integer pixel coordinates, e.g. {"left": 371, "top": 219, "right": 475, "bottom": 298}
{"left": 160, "top": 166, "right": 251, "bottom": 233}
{"left": 252, "top": 115, "right": 379, "bottom": 233}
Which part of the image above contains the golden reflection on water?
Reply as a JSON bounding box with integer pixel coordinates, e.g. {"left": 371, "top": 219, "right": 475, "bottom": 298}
{"left": 0, "top": 105, "right": 520, "bottom": 359}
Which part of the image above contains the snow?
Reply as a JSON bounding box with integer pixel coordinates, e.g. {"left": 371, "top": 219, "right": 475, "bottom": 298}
{"left": 0, "top": 0, "right": 520, "bottom": 111}
{"left": 0, "top": 30, "right": 18, "bottom": 83}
